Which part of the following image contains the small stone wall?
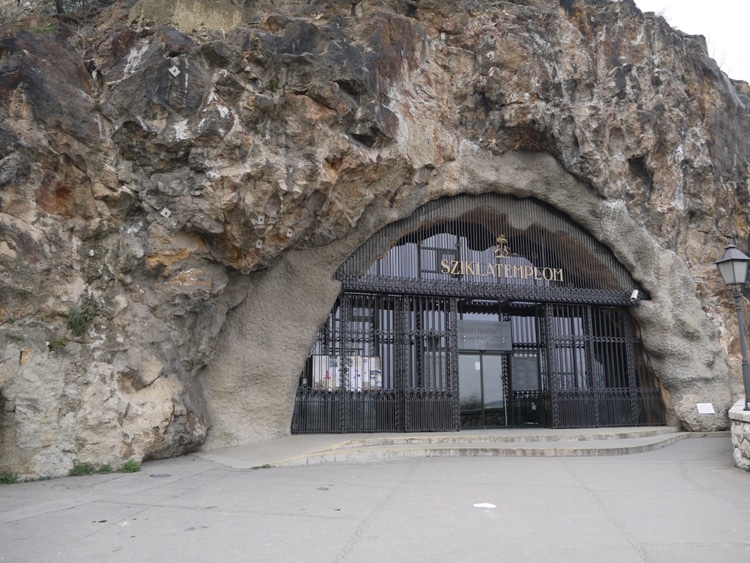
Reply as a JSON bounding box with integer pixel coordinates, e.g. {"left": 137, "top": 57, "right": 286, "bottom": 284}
{"left": 729, "top": 399, "right": 750, "bottom": 470}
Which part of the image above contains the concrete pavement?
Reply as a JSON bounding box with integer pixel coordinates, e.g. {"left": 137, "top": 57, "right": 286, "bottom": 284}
{"left": 1, "top": 431, "right": 749, "bottom": 562}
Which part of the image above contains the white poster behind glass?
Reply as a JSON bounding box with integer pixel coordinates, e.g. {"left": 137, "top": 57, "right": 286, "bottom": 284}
{"left": 347, "top": 356, "right": 383, "bottom": 390}
{"left": 311, "top": 355, "right": 382, "bottom": 390}
{"left": 362, "top": 356, "right": 382, "bottom": 389}
{"left": 311, "top": 355, "right": 340, "bottom": 390}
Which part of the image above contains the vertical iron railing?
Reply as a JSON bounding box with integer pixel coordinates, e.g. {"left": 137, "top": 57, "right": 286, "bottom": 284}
{"left": 292, "top": 297, "right": 665, "bottom": 433}
{"left": 624, "top": 313, "right": 641, "bottom": 424}
{"left": 291, "top": 293, "right": 459, "bottom": 433}
{"left": 545, "top": 304, "right": 664, "bottom": 428}
{"left": 394, "top": 295, "right": 406, "bottom": 431}
{"left": 448, "top": 298, "right": 461, "bottom": 430}
{"left": 402, "top": 295, "right": 455, "bottom": 431}
{"left": 545, "top": 303, "right": 561, "bottom": 428}
{"left": 339, "top": 293, "right": 351, "bottom": 433}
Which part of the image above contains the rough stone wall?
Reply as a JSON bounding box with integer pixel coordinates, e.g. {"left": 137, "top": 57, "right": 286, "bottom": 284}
{"left": 129, "top": 0, "right": 253, "bottom": 32}
{"left": 729, "top": 401, "right": 750, "bottom": 470}
{"left": 1, "top": 0, "right": 749, "bottom": 476}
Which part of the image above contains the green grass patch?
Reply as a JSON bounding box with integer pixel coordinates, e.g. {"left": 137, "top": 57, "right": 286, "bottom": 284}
{"left": 0, "top": 471, "right": 20, "bottom": 485}
{"left": 117, "top": 460, "right": 141, "bottom": 473}
{"left": 48, "top": 337, "right": 67, "bottom": 352}
{"left": 30, "top": 24, "right": 58, "bottom": 35}
{"left": 69, "top": 463, "right": 95, "bottom": 476}
{"left": 67, "top": 304, "right": 96, "bottom": 338}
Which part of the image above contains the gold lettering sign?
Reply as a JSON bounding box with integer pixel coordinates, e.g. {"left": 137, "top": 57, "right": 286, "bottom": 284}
{"left": 439, "top": 236, "right": 564, "bottom": 282}
{"left": 440, "top": 260, "right": 564, "bottom": 283}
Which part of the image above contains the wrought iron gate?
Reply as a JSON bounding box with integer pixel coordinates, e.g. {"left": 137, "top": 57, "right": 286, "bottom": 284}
{"left": 545, "top": 303, "right": 664, "bottom": 428}
{"left": 291, "top": 294, "right": 458, "bottom": 433}
{"left": 291, "top": 194, "right": 665, "bottom": 433}
{"left": 292, "top": 297, "right": 665, "bottom": 432}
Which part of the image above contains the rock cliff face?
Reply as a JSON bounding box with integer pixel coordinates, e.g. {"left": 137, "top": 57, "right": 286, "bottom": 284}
{"left": 1, "top": 0, "right": 749, "bottom": 476}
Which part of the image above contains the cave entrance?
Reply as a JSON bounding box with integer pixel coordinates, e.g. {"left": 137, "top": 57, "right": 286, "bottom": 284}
{"left": 291, "top": 194, "right": 665, "bottom": 433}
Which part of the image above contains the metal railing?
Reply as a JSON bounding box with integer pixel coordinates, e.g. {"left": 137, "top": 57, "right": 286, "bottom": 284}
{"left": 293, "top": 250, "right": 665, "bottom": 433}
{"left": 554, "top": 387, "right": 665, "bottom": 428}
{"left": 291, "top": 388, "right": 456, "bottom": 433}
{"left": 404, "top": 389, "right": 455, "bottom": 432}
{"left": 291, "top": 388, "right": 341, "bottom": 434}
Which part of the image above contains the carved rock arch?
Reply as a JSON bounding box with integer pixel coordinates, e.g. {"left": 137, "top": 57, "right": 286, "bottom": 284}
{"left": 200, "top": 149, "right": 730, "bottom": 449}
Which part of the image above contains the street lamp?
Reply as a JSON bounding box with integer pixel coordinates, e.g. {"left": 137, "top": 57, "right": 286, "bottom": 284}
{"left": 715, "top": 243, "right": 750, "bottom": 410}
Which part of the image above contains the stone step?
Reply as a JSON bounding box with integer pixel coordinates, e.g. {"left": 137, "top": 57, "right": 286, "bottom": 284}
{"left": 326, "top": 425, "right": 682, "bottom": 448}
{"left": 273, "top": 427, "right": 714, "bottom": 466}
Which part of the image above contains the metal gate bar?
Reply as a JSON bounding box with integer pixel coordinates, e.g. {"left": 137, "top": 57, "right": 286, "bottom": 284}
{"left": 292, "top": 298, "right": 665, "bottom": 433}
{"left": 547, "top": 303, "right": 665, "bottom": 428}
{"left": 405, "top": 389, "right": 455, "bottom": 432}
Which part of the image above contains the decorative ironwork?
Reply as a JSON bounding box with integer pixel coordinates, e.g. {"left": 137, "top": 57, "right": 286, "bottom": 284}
{"left": 336, "top": 194, "right": 648, "bottom": 301}
{"left": 494, "top": 235, "right": 511, "bottom": 259}
{"left": 501, "top": 353, "right": 510, "bottom": 421}
{"left": 405, "top": 389, "right": 455, "bottom": 432}
{"left": 291, "top": 295, "right": 665, "bottom": 433}
{"left": 339, "top": 294, "right": 351, "bottom": 433}
{"left": 624, "top": 313, "right": 641, "bottom": 424}
{"left": 291, "top": 387, "right": 339, "bottom": 433}
{"left": 583, "top": 305, "right": 599, "bottom": 424}
{"left": 291, "top": 389, "right": 400, "bottom": 434}
{"left": 544, "top": 304, "right": 561, "bottom": 428}
{"left": 337, "top": 274, "right": 638, "bottom": 306}
{"left": 449, "top": 298, "right": 461, "bottom": 430}
{"left": 290, "top": 193, "right": 665, "bottom": 435}
{"left": 638, "top": 388, "right": 666, "bottom": 425}
{"left": 553, "top": 387, "right": 665, "bottom": 428}
{"left": 394, "top": 296, "right": 406, "bottom": 431}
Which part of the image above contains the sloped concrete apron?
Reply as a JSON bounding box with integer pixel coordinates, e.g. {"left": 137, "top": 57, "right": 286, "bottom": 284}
{"left": 194, "top": 426, "right": 734, "bottom": 469}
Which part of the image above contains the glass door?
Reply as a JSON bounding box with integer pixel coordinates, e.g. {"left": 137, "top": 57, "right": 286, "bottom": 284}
{"left": 459, "top": 353, "right": 508, "bottom": 429}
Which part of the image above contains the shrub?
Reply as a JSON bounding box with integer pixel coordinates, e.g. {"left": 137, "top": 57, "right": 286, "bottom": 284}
{"left": 0, "top": 471, "right": 20, "bottom": 485}
{"left": 67, "top": 303, "right": 95, "bottom": 337}
{"left": 48, "top": 337, "right": 67, "bottom": 352}
{"left": 30, "top": 23, "right": 57, "bottom": 34}
{"left": 117, "top": 460, "right": 140, "bottom": 473}
{"left": 69, "top": 463, "right": 95, "bottom": 476}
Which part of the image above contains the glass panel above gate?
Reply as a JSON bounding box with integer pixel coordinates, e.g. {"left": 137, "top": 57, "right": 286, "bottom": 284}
{"left": 335, "top": 194, "right": 646, "bottom": 306}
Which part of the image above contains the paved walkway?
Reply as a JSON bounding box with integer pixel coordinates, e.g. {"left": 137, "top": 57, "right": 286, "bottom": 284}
{"left": 2, "top": 432, "right": 749, "bottom": 562}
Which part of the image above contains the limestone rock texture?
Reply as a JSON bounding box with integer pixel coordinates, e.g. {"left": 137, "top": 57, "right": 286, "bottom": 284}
{"left": 1, "top": 0, "right": 749, "bottom": 476}
{"left": 729, "top": 401, "right": 750, "bottom": 471}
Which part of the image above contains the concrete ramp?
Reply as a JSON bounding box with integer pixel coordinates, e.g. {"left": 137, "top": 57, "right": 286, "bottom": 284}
{"left": 197, "top": 427, "right": 716, "bottom": 469}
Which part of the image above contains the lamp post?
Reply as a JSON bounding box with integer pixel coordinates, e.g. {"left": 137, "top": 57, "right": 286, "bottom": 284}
{"left": 715, "top": 243, "right": 750, "bottom": 410}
